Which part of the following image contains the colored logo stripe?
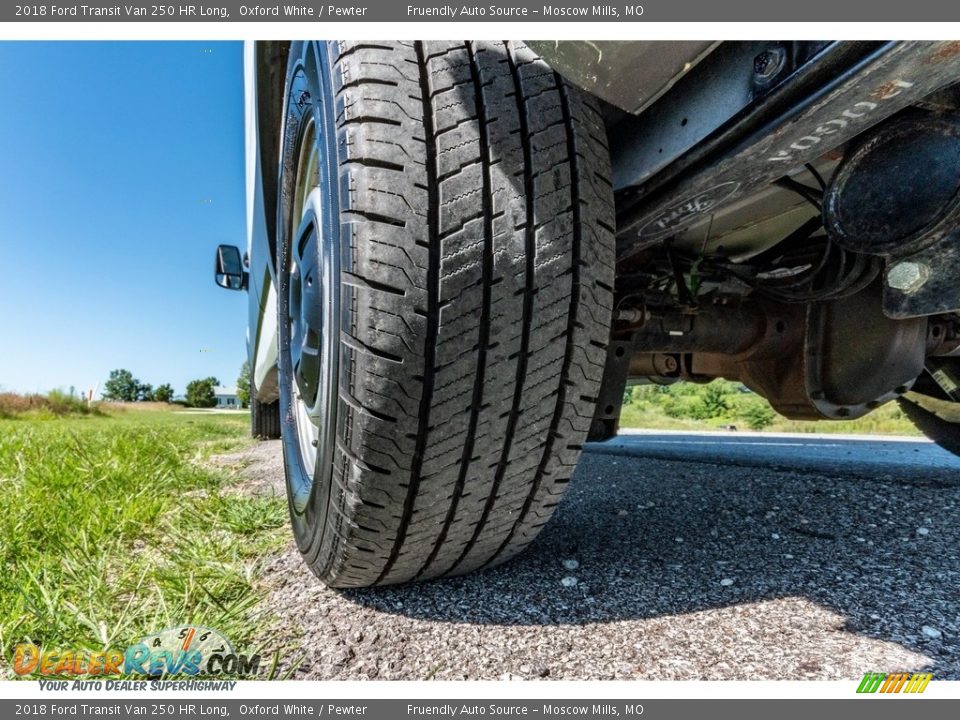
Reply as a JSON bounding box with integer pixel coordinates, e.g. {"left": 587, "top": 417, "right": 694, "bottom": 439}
{"left": 857, "top": 672, "right": 932, "bottom": 694}
{"left": 856, "top": 672, "right": 886, "bottom": 693}
{"left": 905, "top": 673, "right": 933, "bottom": 693}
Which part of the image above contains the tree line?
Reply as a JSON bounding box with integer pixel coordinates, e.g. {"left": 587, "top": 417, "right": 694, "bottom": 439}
{"left": 101, "top": 362, "right": 251, "bottom": 408}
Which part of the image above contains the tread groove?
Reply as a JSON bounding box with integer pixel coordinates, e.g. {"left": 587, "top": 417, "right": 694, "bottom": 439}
{"left": 483, "top": 74, "right": 583, "bottom": 569}
{"left": 415, "top": 42, "right": 494, "bottom": 580}
{"left": 343, "top": 209, "right": 407, "bottom": 228}
{"left": 447, "top": 40, "right": 536, "bottom": 576}
{"left": 372, "top": 41, "right": 441, "bottom": 586}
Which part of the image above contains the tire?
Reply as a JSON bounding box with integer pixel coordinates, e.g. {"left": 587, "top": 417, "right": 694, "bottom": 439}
{"left": 251, "top": 397, "right": 281, "bottom": 439}
{"left": 276, "top": 41, "right": 615, "bottom": 588}
{"left": 899, "top": 393, "right": 960, "bottom": 458}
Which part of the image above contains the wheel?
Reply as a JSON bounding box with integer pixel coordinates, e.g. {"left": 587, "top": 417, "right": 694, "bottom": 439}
{"left": 900, "top": 392, "right": 960, "bottom": 458}
{"left": 276, "top": 41, "right": 615, "bottom": 588}
{"left": 251, "top": 396, "right": 281, "bottom": 439}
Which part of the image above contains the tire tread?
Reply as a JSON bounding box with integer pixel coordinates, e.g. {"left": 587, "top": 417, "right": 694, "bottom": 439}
{"left": 297, "top": 40, "right": 614, "bottom": 587}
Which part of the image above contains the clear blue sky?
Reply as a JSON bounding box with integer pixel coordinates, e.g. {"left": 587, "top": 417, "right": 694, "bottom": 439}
{"left": 0, "top": 42, "right": 248, "bottom": 397}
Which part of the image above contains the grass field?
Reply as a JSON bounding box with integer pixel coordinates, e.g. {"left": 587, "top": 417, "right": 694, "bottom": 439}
{"left": 618, "top": 381, "right": 921, "bottom": 436}
{"left": 0, "top": 407, "right": 288, "bottom": 678}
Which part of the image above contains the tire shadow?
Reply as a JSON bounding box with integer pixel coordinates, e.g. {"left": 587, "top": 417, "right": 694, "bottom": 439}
{"left": 341, "top": 447, "right": 960, "bottom": 678}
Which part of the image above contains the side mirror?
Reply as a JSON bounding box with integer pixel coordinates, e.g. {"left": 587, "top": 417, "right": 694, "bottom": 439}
{"left": 214, "top": 244, "right": 247, "bottom": 291}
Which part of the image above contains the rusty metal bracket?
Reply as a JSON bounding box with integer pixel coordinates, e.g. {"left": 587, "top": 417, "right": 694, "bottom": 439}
{"left": 588, "top": 339, "right": 634, "bottom": 442}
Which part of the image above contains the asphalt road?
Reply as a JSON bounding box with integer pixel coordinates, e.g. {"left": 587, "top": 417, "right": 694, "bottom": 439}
{"left": 232, "top": 432, "right": 960, "bottom": 680}
{"left": 596, "top": 429, "right": 960, "bottom": 481}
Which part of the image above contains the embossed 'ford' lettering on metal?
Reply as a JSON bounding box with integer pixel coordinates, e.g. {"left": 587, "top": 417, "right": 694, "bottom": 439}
{"left": 638, "top": 182, "right": 741, "bottom": 238}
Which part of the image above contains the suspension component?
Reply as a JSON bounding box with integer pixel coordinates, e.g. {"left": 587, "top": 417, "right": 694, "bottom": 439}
{"left": 823, "top": 112, "right": 960, "bottom": 257}
{"left": 620, "top": 302, "right": 790, "bottom": 357}
{"left": 822, "top": 111, "right": 960, "bottom": 318}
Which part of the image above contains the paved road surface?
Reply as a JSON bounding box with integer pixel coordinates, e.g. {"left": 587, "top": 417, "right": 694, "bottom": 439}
{"left": 594, "top": 429, "right": 960, "bottom": 481}
{"left": 227, "top": 432, "right": 959, "bottom": 680}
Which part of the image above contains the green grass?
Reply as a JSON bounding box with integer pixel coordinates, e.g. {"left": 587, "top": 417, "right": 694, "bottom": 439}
{"left": 0, "top": 408, "right": 288, "bottom": 677}
{"left": 619, "top": 381, "right": 921, "bottom": 436}
{"left": 758, "top": 403, "right": 919, "bottom": 435}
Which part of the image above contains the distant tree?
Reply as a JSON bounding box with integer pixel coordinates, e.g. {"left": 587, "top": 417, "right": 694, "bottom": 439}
{"left": 236, "top": 360, "right": 251, "bottom": 408}
{"left": 153, "top": 384, "right": 174, "bottom": 403}
{"left": 102, "top": 369, "right": 140, "bottom": 402}
{"left": 700, "top": 382, "right": 732, "bottom": 419}
{"left": 741, "top": 400, "right": 776, "bottom": 430}
{"left": 185, "top": 377, "right": 218, "bottom": 408}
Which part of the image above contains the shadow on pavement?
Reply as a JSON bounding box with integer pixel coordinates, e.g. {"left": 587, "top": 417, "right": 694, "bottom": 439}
{"left": 342, "top": 436, "right": 960, "bottom": 677}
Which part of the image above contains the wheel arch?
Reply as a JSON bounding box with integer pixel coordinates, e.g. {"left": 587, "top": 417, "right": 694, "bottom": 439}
{"left": 246, "top": 41, "right": 290, "bottom": 405}
{"left": 255, "top": 40, "right": 291, "bottom": 276}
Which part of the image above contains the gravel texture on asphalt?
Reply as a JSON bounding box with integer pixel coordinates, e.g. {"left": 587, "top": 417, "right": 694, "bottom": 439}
{"left": 224, "top": 437, "right": 959, "bottom": 680}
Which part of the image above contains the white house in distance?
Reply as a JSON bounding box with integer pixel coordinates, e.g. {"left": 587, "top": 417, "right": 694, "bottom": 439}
{"left": 213, "top": 386, "right": 240, "bottom": 409}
